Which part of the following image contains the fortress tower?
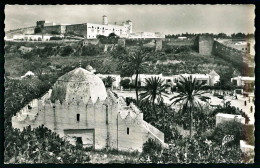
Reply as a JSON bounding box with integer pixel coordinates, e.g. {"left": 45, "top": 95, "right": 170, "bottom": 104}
{"left": 103, "top": 15, "right": 108, "bottom": 25}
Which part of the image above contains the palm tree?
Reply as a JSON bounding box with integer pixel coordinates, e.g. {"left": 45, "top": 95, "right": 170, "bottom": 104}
{"left": 139, "top": 76, "right": 168, "bottom": 107}
{"left": 120, "top": 48, "right": 149, "bottom": 104}
{"left": 170, "top": 75, "right": 210, "bottom": 138}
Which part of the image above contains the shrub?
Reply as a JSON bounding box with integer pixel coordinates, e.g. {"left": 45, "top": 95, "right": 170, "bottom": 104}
{"left": 61, "top": 46, "right": 73, "bottom": 57}
{"left": 51, "top": 31, "right": 60, "bottom": 35}
{"left": 50, "top": 37, "right": 62, "bottom": 41}
{"left": 120, "top": 79, "right": 130, "bottom": 89}
{"left": 140, "top": 138, "right": 162, "bottom": 163}
{"left": 34, "top": 27, "right": 42, "bottom": 34}
{"left": 164, "top": 47, "right": 172, "bottom": 54}
{"left": 81, "top": 45, "right": 100, "bottom": 56}
{"left": 21, "top": 52, "right": 34, "bottom": 59}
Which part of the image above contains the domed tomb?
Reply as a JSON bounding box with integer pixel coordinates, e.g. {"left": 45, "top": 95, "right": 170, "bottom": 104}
{"left": 50, "top": 67, "right": 107, "bottom": 104}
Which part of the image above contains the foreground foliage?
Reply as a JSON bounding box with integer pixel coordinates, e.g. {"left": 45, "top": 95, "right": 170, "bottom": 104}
{"left": 140, "top": 134, "right": 253, "bottom": 164}
{"left": 4, "top": 125, "right": 90, "bottom": 163}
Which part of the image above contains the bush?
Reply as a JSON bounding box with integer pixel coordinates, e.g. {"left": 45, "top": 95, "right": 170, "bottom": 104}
{"left": 34, "top": 27, "right": 42, "bottom": 34}
{"left": 81, "top": 45, "right": 100, "bottom": 56}
{"left": 61, "top": 46, "right": 73, "bottom": 57}
{"left": 50, "top": 37, "right": 62, "bottom": 41}
{"left": 51, "top": 31, "right": 60, "bottom": 35}
{"left": 165, "top": 48, "right": 172, "bottom": 54}
{"left": 111, "top": 45, "right": 127, "bottom": 59}
{"left": 4, "top": 125, "right": 90, "bottom": 163}
{"left": 140, "top": 138, "right": 162, "bottom": 163}
{"left": 159, "top": 135, "right": 244, "bottom": 163}
{"left": 120, "top": 79, "right": 130, "bottom": 89}
{"left": 21, "top": 52, "right": 34, "bottom": 59}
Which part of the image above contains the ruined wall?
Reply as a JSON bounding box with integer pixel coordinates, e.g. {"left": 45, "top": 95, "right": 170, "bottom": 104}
{"left": 212, "top": 41, "right": 244, "bottom": 68}
{"left": 199, "top": 36, "right": 214, "bottom": 55}
{"left": 6, "top": 27, "right": 36, "bottom": 39}
{"left": 155, "top": 39, "right": 162, "bottom": 51}
{"left": 42, "top": 25, "right": 66, "bottom": 34}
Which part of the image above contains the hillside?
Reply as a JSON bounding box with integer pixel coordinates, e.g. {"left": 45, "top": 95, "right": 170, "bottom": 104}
{"left": 4, "top": 39, "right": 242, "bottom": 86}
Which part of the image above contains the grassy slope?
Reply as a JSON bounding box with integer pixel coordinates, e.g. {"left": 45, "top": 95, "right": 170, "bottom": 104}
{"left": 5, "top": 50, "right": 234, "bottom": 79}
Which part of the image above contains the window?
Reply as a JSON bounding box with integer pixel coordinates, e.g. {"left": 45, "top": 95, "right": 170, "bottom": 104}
{"left": 28, "top": 105, "right": 32, "bottom": 110}
{"left": 76, "top": 137, "right": 83, "bottom": 145}
{"left": 77, "top": 114, "right": 80, "bottom": 122}
{"left": 127, "top": 127, "right": 129, "bottom": 135}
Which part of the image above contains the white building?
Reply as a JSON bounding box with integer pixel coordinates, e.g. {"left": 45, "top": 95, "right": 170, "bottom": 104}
{"left": 178, "top": 37, "right": 187, "bottom": 40}
{"left": 173, "top": 71, "right": 220, "bottom": 86}
{"left": 131, "top": 74, "right": 163, "bottom": 87}
{"left": 66, "top": 16, "right": 132, "bottom": 39}
{"left": 96, "top": 74, "right": 121, "bottom": 89}
{"left": 129, "top": 32, "right": 165, "bottom": 39}
{"left": 231, "top": 76, "right": 255, "bottom": 87}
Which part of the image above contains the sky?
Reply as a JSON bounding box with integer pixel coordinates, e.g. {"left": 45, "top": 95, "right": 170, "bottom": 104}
{"left": 5, "top": 5, "right": 255, "bottom": 35}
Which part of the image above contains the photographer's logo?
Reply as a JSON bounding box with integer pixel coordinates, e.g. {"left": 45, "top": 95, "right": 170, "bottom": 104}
{"left": 222, "top": 135, "right": 234, "bottom": 146}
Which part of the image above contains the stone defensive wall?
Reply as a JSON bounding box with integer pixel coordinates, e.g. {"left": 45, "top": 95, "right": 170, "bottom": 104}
{"left": 5, "top": 40, "right": 79, "bottom": 47}
{"left": 212, "top": 40, "right": 246, "bottom": 67}
{"left": 5, "top": 26, "right": 36, "bottom": 39}
{"left": 163, "top": 39, "right": 194, "bottom": 46}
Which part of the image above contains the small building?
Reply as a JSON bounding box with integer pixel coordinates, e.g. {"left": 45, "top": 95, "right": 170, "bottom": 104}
{"left": 173, "top": 71, "right": 220, "bottom": 86}
{"left": 216, "top": 113, "right": 245, "bottom": 126}
{"left": 178, "top": 37, "right": 187, "bottom": 40}
{"left": 208, "top": 70, "right": 220, "bottom": 86}
{"left": 12, "top": 67, "right": 165, "bottom": 152}
{"left": 85, "top": 65, "right": 96, "bottom": 74}
{"left": 96, "top": 74, "right": 121, "bottom": 89}
{"left": 131, "top": 74, "right": 163, "bottom": 87}
{"left": 231, "top": 76, "right": 255, "bottom": 88}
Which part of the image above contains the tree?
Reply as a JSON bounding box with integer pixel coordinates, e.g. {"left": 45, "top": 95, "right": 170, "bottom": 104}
{"left": 103, "top": 76, "right": 115, "bottom": 89}
{"left": 120, "top": 79, "right": 130, "bottom": 89}
{"left": 119, "top": 48, "right": 149, "bottom": 104}
{"left": 170, "top": 75, "right": 210, "bottom": 138}
{"left": 139, "top": 77, "right": 168, "bottom": 107}
{"left": 61, "top": 46, "right": 73, "bottom": 57}
{"left": 108, "top": 33, "right": 118, "bottom": 38}
{"left": 34, "top": 27, "right": 42, "bottom": 34}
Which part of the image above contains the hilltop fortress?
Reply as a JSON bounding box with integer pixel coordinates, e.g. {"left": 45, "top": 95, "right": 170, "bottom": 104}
{"left": 5, "top": 15, "right": 165, "bottom": 40}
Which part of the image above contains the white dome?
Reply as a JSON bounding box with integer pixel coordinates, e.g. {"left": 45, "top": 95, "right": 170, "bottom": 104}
{"left": 50, "top": 67, "right": 107, "bottom": 104}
